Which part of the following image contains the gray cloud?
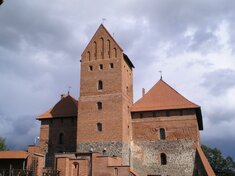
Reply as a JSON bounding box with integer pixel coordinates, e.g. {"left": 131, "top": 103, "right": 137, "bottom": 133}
{"left": 201, "top": 69, "right": 235, "bottom": 95}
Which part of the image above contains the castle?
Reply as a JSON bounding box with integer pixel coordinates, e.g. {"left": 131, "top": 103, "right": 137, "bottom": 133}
{"left": 0, "top": 24, "right": 215, "bottom": 176}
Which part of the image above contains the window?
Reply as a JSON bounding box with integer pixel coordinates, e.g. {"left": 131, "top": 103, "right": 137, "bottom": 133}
{"left": 94, "top": 41, "right": 97, "bottom": 59}
{"left": 107, "top": 40, "right": 111, "bottom": 58}
{"left": 98, "top": 80, "right": 103, "bottom": 90}
{"left": 140, "top": 113, "right": 143, "bottom": 118}
{"left": 97, "top": 123, "right": 102, "bottom": 131}
{"left": 97, "top": 102, "right": 102, "bottom": 110}
{"left": 89, "top": 65, "right": 93, "bottom": 71}
{"left": 59, "top": 133, "right": 64, "bottom": 144}
{"left": 99, "top": 64, "right": 103, "bottom": 70}
{"left": 114, "top": 168, "right": 118, "bottom": 175}
{"left": 153, "top": 111, "right": 156, "bottom": 117}
{"left": 160, "top": 128, "right": 166, "bottom": 140}
{"left": 114, "top": 48, "right": 117, "bottom": 57}
{"left": 160, "top": 153, "right": 167, "bottom": 165}
{"left": 109, "top": 63, "right": 114, "bottom": 68}
{"left": 166, "top": 111, "right": 170, "bottom": 117}
{"left": 100, "top": 37, "right": 104, "bottom": 59}
{"left": 87, "top": 51, "right": 91, "bottom": 61}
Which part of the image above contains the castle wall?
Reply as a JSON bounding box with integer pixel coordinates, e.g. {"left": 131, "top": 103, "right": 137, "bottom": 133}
{"left": 131, "top": 112, "right": 200, "bottom": 176}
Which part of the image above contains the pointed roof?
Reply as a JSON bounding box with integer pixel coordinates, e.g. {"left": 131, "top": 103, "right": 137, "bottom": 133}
{"left": 82, "top": 24, "right": 123, "bottom": 56}
{"left": 37, "top": 94, "right": 78, "bottom": 120}
{"left": 131, "top": 79, "right": 203, "bottom": 130}
{"left": 131, "top": 79, "right": 199, "bottom": 112}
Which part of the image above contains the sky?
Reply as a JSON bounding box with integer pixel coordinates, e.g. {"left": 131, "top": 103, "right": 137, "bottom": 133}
{"left": 0, "top": 0, "right": 235, "bottom": 159}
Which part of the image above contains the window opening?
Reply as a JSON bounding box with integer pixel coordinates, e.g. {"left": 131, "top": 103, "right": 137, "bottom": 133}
{"left": 97, "top": 123, "right": 102, "bottom": 131}
{"left": 160, "top": 153, "right": 167, "bottom": 165}
{"left": 94, "top": 41, "right": 97, "bottom": 59}
{"left": 59, "top": 133, "right": 64, "bottom": 144}
{"left": 97, "top": 102, "right": 102, "bottom": 110}
{"left": 107, "top": 39, "right": 111, "bottom": 58}
{"left": 87, "top": 51, "right": 91, "bottom": 61}
{"left": 98, "top": 80, "right": 103, "bottom": 90}
{"left": 114, "top": 48, "right": 117, "bottom": 58}
{"left": 99, "top": 64, "right": 103, "bottom": 70}
{"left": 110, "top": 63, "right": 114, "bottom": 68}
{"left": 100, "top": 37, "right": 104, "bottom": 59}
{"left": 89, "top": 65, "right": 93, "bottom": 71}
{"left": 160, "top": 128, "right": 166, "bottom": 140}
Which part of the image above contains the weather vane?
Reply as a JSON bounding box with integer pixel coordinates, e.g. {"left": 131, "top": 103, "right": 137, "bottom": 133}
{"left": 102, "top": 18, "right": 107, "bottom": 24}
{"left": 68, "top": 86, "right": 71, "bottom": 95}
{"left": 159, "top": 70, "right": 163, "bottom": 80}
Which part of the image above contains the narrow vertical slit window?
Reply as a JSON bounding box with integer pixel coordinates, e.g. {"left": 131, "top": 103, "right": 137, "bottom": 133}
{"left": 94, "top": 41, "right": 97, "bottom": 59}
{"left": 98, "top": 80, "right": 103, "bottom": 90}
{"left": 99, "top": 64, "right": 103, "bottom": 70}
{"left": 100, "top": 37, "right": 104, "bottom": 59}
{"left": 89, "top": 65, "right": 93, "bottom": 71}
{"left": 97, "top": 102, "right": 102, "bottom": 110}
{"left": 97, "top": 123, "right": 102, "bottom": 131}
{"left": 59, "top": 133, "right": 64, "bottom": 144}
{"left": 87, "top": 51, "right": 91, "bottom": 61}
{"left": 160, "top": 153, "right": 167, "bottom": 165}
{"left": 107, "top": 39, "right": 111, "bottom": 58}
{"left": 160, "top": 128, "right": 166, "bottom": 140}
{"left": 114, "top": 48, "right": 117, "bottom": 58}
{"left": 109, "top": 63, "right": 114, "bottom": 68}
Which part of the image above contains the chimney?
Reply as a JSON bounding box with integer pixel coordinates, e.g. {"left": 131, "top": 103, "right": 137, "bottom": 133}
{"left": 142, "top": 88, "right": 145, "bottom": 97}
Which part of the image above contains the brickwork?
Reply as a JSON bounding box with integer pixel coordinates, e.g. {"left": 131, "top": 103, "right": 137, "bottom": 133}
{"left": 77, "top": 24, "right": 133, "bottom": 165}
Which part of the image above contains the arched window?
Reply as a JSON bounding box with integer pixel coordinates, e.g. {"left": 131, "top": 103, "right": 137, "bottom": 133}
{"left": 160, "top": 153, "right": 167, "bottom": 165}
{"left": 87, "top": 51, "right": 91, "bottom": 61}
{"left": 97, "top": 123, "right": 102, "bottom": 131}
{"left": 114, "top": 48, "right": 117, "bottom": 58}
{"left": 97, "top": 102, "right": 102, "bottom": 110}
{"left": 94, "top": 41, "right": 97, "bottom": 59}
{"left": 100, "top": 37, "right": 104, "bottom": 59}
{"left": 58, "top": 133, "right": 64, "bottom": 144}
{"left": 107, "top": 39, "right": 111, "bottom": 58}
{"left": 98, "top": 80, "right": 103, "bottom": 90}
{"left": 160, "top": 128, "right": 166, "bottom": 140}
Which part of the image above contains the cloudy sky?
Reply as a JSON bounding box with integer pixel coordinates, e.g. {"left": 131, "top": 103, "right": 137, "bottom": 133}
{"left": 0, "top": 0, "right": 235, "bottom": 159}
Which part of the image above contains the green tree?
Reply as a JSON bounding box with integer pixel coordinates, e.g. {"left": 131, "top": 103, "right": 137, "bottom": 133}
{"left": 0, "top": 137, "right": 8, "bottom": 151}
{"left": 202, "top": 144, "right": 235, "bottom": 176}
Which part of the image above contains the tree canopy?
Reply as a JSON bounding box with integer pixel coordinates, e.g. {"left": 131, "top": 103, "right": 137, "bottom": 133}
{"left": 0, "top": 137, "right": 8, "bottom": 151}
{"left": 202, "top": 144, "right": 235, "bottom": 176}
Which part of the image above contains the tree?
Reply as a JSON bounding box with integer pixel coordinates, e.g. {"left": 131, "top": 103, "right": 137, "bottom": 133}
{"left": 0, "top": 137, "right": 8, "bottom": 151}
{"left": 202, "top": 144, "right": 235, "bottom": 176}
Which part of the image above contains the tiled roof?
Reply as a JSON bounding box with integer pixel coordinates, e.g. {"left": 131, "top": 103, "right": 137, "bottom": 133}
{"left": 197, "top": 146, "right": 215, "bottom": 176}
{"left": 131, "top": 79, "right": 200, "bottom": 112}
{"left": 0, "top": 151, "right": 30, "bottom": 159}
{"left": 37, "top": 94, "right": 78, "bottom": 119}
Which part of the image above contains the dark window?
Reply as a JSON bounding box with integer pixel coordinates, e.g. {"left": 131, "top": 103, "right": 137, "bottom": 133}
{"left": 94, "top": 41, "right": 97, "bottom": 59}
{"left": 114, "top": 168, "right": 118, "bottom": 175}
{"left": 97, "top": 123, "right": 102, "bottom": 131}
{"left": 140, "top": 113, "right": 143, "bottom": 118}
{"left": 97, "top": 102, "right": 102, "bottom": 110}
{"left": 110, "top": 63, "right": 114, "bottom": 68}
{"left": 107, "top": 40, "right": 111, "bottom": 58}
{"left": 59, "top": 133, "right": 64, "bottom": 144}
{"left": 89, "top": 65, "right": 93, "bottom": 71}
{"left": 180, "top": 110, "right": 183, "bottom": 116}
{"left": 87, "top": 51, "right": 91, "bottom": 61}
{"left": 166, "top": 111, "right": 170, "bottom": 117}
{"left": 99, "top": 64, "right": 103, "bottom": 70}
{"left": 100, "top": 38, "right": 104, "bottom": 59}
{"left": 114, "top": 48, "right": 117, "bottom": 57}
{"left": 98, "top": 80, "right": 103, "bottom": 90}
{"left": 160, "top": 128, "right": 166, "bottom": 140}
{"left": 153, "top": 112, "right": 156, "bottom": 117}
{"left": 160, "top": 153, "right": 167, "bottom": 165}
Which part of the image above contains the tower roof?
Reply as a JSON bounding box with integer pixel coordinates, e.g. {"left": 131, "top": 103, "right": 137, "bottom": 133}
{"left": 131, "top": 79, "right": 203, "bottom": 130}
{"left": 37, "top": 94, "right": 78, "bottom": 120}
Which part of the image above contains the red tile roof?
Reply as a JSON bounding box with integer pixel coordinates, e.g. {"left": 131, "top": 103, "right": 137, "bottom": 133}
{"left": 37, "top": 94, "right": 78, "bottom": 119}
{"left": 197, "top": 146, "right": 216, "bottom": 176}
{"left": 131, "top": 79, "right": 200, "bottom": 112}
{"left": 0, "top": 151, "right": 30, "bottom": 159}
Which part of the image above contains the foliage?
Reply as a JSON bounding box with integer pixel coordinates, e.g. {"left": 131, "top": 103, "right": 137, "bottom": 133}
{"left": 0, "top": 137, "right": 8, "bottom": 151}
{"left": 202, "top": 144, "right": 235, "bottom": 176}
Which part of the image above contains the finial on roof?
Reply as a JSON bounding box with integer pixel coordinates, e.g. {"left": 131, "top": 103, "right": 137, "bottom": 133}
{"left": 159, "top": 70, "right": 163, "bottom": 80}
{"left": 102, "top": 18, "right": 107, "bottom": 24}
{"left": 68, "top": 86, "right": 71, "bottom": 95}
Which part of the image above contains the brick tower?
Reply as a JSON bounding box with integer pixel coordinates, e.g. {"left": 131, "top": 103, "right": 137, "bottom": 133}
{"left": 77, "top": 24, "right": 134, "bottom": 164}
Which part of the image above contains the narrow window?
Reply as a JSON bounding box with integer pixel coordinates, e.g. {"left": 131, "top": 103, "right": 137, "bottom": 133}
{"left": 114, "top": 168, "right": 118, "bottom": 175}
{"left": 97, "top": 123, "right": 102, "bottom": 131}
{"left": 166, "top": 111, "right": 170, "bottom": 117}
{"left": 160, "top": 153, "right": 167, "bottom": 165}
{"left": 59, "top": 133, "right": 64, "bottom": 144}
{"left": 89, "top": 65, "right": 93, "bottom": 71}
{"left": 160, "top": 128, "right": 166, "bottom": 140}
{"left": 114, "top": 48, "right": 117, "bottom": 58}
{"left": 107, "top": 39, "right": 111, "bottom": 58}
{"left": 140, "top": 113, "right": 143, "bottom": 118}
{"left": 97, "top": 102, "right": 102, "bottom": 110}
{"left": 100, "top": 37, "right": 104, "bottom": 59}
{"left": 94, "top": 41, "right": 97, "bottom": 59}
{"left": 153, "top": 111, "right": 156, "bottom": 117}
{"left": 98, "top": 80, "right": 103, "bottom": 90}
{"left": 110, "top": 63, "right": 114, "bottom": 68}
{"left": 180, "top": 110, "right": 183, "bottom": 116}
{"left": 99, "top": 64, "right": 103, "bottom": 70}
{"left": 87, "top": 51, "right": 91, "bottom": 61}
